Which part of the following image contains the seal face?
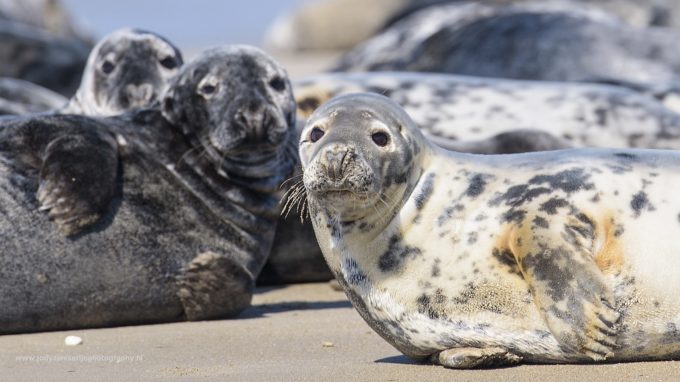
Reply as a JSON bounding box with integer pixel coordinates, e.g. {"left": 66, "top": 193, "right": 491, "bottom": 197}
{"left": 301, "top": 93, "right": 680, "bottom": 368}
{"left": 0, "top": 45, "right": 297, "bottom": 333}
{"left": 62, "top": 28, "right": 184, "bottom": 116}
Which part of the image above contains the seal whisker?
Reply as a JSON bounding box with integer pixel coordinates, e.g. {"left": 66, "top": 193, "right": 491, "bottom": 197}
{"left": 280, "top": 173, "right": 303, "bottom": 189}
{"left": 281, "top": 181, "right": 307, "bottom": 219}
{"left": 176, "top": 145, "right": 202, "bottom": 168}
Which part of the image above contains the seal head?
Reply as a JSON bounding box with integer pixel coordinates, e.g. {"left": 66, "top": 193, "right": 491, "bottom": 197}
{"left": 162, "top": 45, "right": 297, "bottom": 190}
{"left": 301, "top": 93, "right": 425, "bottom": 220}
{"left": 66, "top": 28, "right": 183, "bottom": 115}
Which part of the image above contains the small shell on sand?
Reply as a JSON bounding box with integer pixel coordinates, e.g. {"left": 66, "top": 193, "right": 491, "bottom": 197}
{"left": 64, "top": 335, "right": 83, "bottom": 346}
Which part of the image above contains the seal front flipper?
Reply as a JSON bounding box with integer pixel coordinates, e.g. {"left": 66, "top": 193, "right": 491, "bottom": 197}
{"left": 176, "top": 252, "right": 254, "bottom": 320}
{"left": 37, "top": 131, "right": 119, "bottom": 236}
{"left": 430, "top": 347, "right": 521, "bottom": 369}
{"left": 512, "top": 217, "right": 621, "bottom": 360}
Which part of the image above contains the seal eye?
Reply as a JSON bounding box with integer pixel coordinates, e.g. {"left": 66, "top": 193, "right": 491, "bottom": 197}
{"left": 269, "top": 76, "right": 286, "bottom": 92}
{"left": 200, "top": 84, "right": 216, "bottom": 95}
{"left": 101, "top": 60, "right": 115, "bottom": 74}
{"left": 371, "top": 132, "right": 389, "bottom": 147}
{"left": 159, "top": 56, "right": 177, "bottom": 69}
{"left": 310, "top": 127, "right": 324, "bottom": 142}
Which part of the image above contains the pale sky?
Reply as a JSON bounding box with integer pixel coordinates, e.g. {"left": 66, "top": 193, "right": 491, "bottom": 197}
{"left": 62, "top": 0, "right": 315, "bottom": 50}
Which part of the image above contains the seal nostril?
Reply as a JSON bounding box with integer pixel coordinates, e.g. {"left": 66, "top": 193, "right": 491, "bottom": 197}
{"left": 325, "top": 149, "right": 348, "bottom": 180}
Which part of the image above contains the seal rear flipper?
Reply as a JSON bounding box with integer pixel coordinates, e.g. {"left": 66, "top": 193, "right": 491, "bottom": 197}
{"left": 513, "top": 219, "right": 621, "bottom": 360}
{"left": 430, "top": 347, "right": 521, "bottom": 369}
{"left": 37, "top": 131, "right": 119, "bottom": 236}
{"left": 176, "top": 252, "right": 254, "bottom": 321}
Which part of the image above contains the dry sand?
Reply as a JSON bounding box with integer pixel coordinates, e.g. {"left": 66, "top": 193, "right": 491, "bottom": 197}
{"left": 2, "top": 282, "right": 680, "bottom": 382}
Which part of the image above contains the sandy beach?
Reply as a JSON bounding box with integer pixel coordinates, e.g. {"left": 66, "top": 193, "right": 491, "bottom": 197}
{"left": 2, "top": 282, "right": 679, "bottom": 381}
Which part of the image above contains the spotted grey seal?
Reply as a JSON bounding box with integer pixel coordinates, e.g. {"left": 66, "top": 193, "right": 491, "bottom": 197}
{"left": 61, "top": 28, "right": 183, "bottom": 116}
{"left": 300, "top": 93, "right": 680, "bottom": 368}
{"left": 0, "top": 45, "right": 297, "bottom": 333}
{"left": 332, "top": 3, "right": 680, "bottom": 92}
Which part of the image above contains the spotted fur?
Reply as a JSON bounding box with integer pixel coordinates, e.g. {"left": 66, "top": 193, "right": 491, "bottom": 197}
{"left": 301, "top": 93, "right": 680, "bottom": 368}
{"left": 293, "top": 72, "right": 680, "bottom": 152}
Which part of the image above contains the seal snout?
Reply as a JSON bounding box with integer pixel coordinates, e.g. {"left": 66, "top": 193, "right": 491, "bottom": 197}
{"left": 325, "top": 148, "right": 350, "bottom": 182}
{"left": 232, "top": 99, "right": 287, "bottom": 146}
{"left": 305, "top": 142, "right": 374, "bottom": 199}
{"left": 124, "top": 83, "right": 155, "bottom": 107}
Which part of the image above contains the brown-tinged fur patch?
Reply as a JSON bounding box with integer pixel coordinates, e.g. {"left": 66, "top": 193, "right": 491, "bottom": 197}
{"left": 295, "top": 87, "right": 333, "bottom": 119}
{"left": 492, "top": 225, "right": 524, "bottom": 278}
{"left": 594, "top": 215, "right": 625, "bottom": 274}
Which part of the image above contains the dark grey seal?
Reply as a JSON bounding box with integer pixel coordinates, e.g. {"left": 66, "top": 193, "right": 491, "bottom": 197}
{"left": 0, "top": 45, "right": 297, "bottom": 333}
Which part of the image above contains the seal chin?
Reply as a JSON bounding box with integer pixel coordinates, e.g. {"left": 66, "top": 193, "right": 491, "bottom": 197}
{"left": 220, "top": 149, "right": 283, "bottom": 178}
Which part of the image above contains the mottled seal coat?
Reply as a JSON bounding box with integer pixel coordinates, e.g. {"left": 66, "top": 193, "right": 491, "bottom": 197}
{"left": 0, "top": 77, "right": 66, "bottom": 115}
{"left": 332, "top": 3, "right": 680, "bottom": 91}
{"left": 301, "top": 93, "right": 680, "bottom": 368}
{"left": 0, "top": 19, "right": 89, "bottom": 96}
{"left": 264, "top": 68, "right": 680, "bottom": 284}
{"left": 62, "top": 29, "right": 184, "bottom": 116}
{"left": 295, "top": 72, "right": 680, "bottom": 150}
{"left": 0, "top": 45, "right": 297, "bottom": 333}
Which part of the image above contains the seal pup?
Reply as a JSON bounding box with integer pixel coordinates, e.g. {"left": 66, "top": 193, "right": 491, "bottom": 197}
{"left": 294, "top": 72, "right": 680, "bottom": 149}
{"left": 301, "top": 93, "right": 680, "bottom": 368}
{"left": 0, "top": 45, "right": 297, "bottom": 333}
{"left": 61, "top": 28, "right": 184, "bottom": 116}
{"left": 332, "top": 3, "right": 680, "bottom": 92}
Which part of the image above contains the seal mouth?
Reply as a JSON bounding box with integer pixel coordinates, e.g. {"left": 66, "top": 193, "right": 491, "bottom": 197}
{"left": 306, "top": 177, "right": 377, "bottom": 206}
